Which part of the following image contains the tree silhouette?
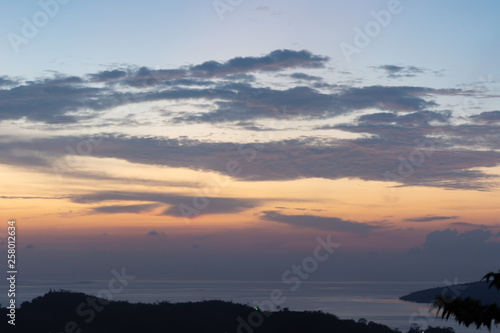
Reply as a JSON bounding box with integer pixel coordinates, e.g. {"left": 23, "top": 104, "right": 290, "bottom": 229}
{"left": 433, "top": 271, "right": 500, "bottom": 331}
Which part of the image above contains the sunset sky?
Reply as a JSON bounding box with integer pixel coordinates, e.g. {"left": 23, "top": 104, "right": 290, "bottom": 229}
{"left": 1, "top": 0, "right": 500, "bottom": 285}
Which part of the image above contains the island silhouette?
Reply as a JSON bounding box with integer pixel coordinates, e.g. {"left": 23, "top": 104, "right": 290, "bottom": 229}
{"left": 0, "top": 290, "right": 456, "bottom": 332}
{"left": 400, "top": 280, "right": 500, "bottom": 305}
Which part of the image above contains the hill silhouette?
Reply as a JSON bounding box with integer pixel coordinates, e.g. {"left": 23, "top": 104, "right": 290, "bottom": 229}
{"left": 400, "top": 280, "right": 500, "bottom": 305}
{"left": 0, "top": 290, "right": 455, "bottom": 333}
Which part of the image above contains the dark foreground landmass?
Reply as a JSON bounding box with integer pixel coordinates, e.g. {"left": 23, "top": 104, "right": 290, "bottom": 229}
{"left": 0, "top": 290, "right": 454, "bottom": 333}
{"left": 400, "top": 280, "right": 500, "bottom": 305}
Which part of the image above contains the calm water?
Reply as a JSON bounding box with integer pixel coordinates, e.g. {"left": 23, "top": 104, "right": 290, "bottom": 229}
{"left": 1, "top": 279, "right": 490, "bottom": 333}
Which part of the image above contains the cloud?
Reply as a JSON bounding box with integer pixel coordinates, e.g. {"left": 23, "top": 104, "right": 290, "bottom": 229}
{"left": 0, "top": 81, "right": 108, "bottom": 124}
{"left": 0, "top": 196, "right": 59, "bottom": 200}
{"left": 338, "top": 86, "right": 442, "bottom": 112}
{"left": 93, "top": 204, "right": 161, "bottom": 214}
{"left": 422, "top": 229, "right": 500, "bottom": 257}
{"left": 147, "top": 230, "right": 161, "bottom": 236}
{"left": 0, "top": 52, "right": 498, "bottom": 191}
{"left": 0, "top": 54, "right": 476, "bottom": 128}
{"left": 358, "top": 111, "right": 450, "bottom": 126}
{"left": 26, "top": 244, "right": 35, "bottom": 249}
{"left": 174, "top": 84, "right": 456, "bottom": 124}
{"left": 190, "top": 49, "right": 329, "bottom": 77}
{"left": 70, "top": 191, "right": 260, "bottom": 218}
{"left": 261, "top": 211, "right": 382, "bottom": 235}
{"left": 161, "top": 197, "right": 257, "bottom": 217}
{"left": 4, "top": 74, "right": 472, "bottom": 135}
{"left": 448, "top": 222, "right": 488, "bottom": 228}
{"left": 404, "top": 215, "right": 458, "bottom": 222}
{"left": 2, "top": 129, "right": 499, "bottom": 191}
{"left": 288, "top": 72, "right": 323, "bottom": 81}
{"left": 347, "top": 228, "right": 500, "bottom": 281}
{"left": 0, "top": 49, "right": 329, "bottom": 125}
{"left": 374, "top": 65, "right": 426, "bottom": 78}
{"left": 122, "top": 49, "right": 328, "bottom": 84}
{"left": 90, "top": 69, "right": 128, "bottom": 82}
{"left": 470, "top": 110, "right": 500, "bottom": 123}
{"left": 358, "top": 112, "right": 398, "bottom": 124}
{"left": 175, "top": 85, "right": 336, "bottom": 123}
{"left": 329, "top": 120, "right": 500, "bottom": 190}
{"left": 0, "top": 76, "right": 18, "bottom": 87}
{"left": 223, "top": 73, "right": 256, "bottom": 82}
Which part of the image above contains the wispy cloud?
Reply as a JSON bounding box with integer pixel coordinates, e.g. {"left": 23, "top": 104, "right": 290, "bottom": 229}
{"left": 93, "top": 203, "right": 161, "bottom": 214}
{"left": 71, "top": 191, "right": 260, "bottom": 217}
{"left": 470, "top": 110, "right": 500, "bottom": 123}
{"left": 261, "top": 211, "right": 383, "bottom": 234}
{"left": 189, "top": 49, "right": 329, "bottom": 77}
{"left": 288, "top": 72, "right": 323, "bottom": 81}
{"left": 373, "top": 65, "right": 426, "bottom": 79}
{"left": 146, "top": 230, "right": 166, "bottom": 236}
{"left": 404, "top": 215, "right": 458, "bottom": 223}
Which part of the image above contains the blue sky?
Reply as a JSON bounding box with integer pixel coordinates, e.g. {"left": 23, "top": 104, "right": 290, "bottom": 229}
{"left": 2, "top": 0, "right": 500, "bottom": 85}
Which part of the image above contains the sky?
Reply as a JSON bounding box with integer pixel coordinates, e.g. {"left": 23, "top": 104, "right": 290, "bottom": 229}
{"left": 0, "top": 0, "right": 500, "bottom": 287}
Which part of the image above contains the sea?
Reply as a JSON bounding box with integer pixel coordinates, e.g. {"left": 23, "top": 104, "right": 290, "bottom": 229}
{"left": 1, "top": 279, "right": 491, "bottom": 333}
